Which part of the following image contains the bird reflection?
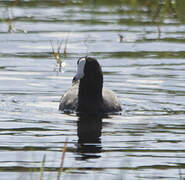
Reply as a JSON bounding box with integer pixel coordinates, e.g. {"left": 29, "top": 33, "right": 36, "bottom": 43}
{"left": 76, "top": 115, "right": 103, "bottom": 160}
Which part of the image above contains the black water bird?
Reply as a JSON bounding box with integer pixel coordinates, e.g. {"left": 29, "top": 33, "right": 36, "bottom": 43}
{"left": 59, "top": 57, "right": 122, "bottom": 115}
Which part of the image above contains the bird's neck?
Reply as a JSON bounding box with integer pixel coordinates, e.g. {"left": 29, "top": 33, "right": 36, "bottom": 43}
{"left": 79, "top": 78, "right": 103, "bottom": 100}
{"left": 77, "top": 75, "right": 103, "bottom": 114}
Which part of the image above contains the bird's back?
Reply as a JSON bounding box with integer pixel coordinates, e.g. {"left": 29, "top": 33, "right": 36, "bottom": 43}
{"left": 59, "top": 84, "right": 122, "bottom": 114}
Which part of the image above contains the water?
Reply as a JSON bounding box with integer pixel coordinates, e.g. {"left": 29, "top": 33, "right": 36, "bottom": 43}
{"left": 0, "top": 0, "right": 185, "bottom": 179}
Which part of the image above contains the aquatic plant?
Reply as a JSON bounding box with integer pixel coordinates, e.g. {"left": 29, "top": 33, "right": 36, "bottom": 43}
{"left": 57, "top": 140, "right": 68, "bottom": 180}
{"left": 50, "top": 33, "right": 70, "bottom": 73}
{"left": 2, "top": 0, "right": 27, "bottom": 33}
{"left": 37, "top": 140, "right": 68, "bottom": 180}
{"left": 50, "top": 40, "right": 65, "bottom": 73}
{"left": 39, "top": 154, "right": 46, "bottom": 180}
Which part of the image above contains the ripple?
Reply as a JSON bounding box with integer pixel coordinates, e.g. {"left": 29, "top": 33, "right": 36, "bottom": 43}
{"left": 0, "top": 1, "right": 185, "bottom": 179}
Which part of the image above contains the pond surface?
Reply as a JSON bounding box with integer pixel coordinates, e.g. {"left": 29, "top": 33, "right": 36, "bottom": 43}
{"left": 0, "top": 0, "right": 185, "bottom": 179}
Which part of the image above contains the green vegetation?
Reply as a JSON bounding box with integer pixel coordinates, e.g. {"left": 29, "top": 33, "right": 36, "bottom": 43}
{"left": 1, "top": 0, "right": 185, "bottom": 33}
{"left": 29, "top": 140, "right": 68, "bottom": 180}
{"left": 51, "top": 40, "right": 63, "bottom": 73}
{"left": 0, "top": 0, "right": 26, "bottom": 33}
{"left": 50, "top": 36, "right": 69, "bottom": 73}
{"left": 57, "top": 140, "right": 67, "bottom": 180}
{"left": 39, "top": 154, "right": 46, "bottom": 180}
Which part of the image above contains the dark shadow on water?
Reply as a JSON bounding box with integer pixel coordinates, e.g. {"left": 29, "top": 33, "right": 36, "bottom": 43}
{"left": 76, "top": 115, "right": 103, "bottom": 160}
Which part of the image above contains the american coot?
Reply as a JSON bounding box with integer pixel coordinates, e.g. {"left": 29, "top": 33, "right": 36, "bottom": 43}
{"left": 59, "top": 57, "right": 122, "bottom": 115}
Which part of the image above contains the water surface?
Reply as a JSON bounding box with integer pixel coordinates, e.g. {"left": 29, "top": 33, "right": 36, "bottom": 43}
{"left": 0, "top": 0, "right": 185, "bottom": 179}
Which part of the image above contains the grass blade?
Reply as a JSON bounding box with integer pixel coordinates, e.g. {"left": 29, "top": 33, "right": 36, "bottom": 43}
{"left": 57, "top": 139, "right": 68, "bottom": 180}
{"left": 40, "top": 154, "right": 46, "bottom": 180}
